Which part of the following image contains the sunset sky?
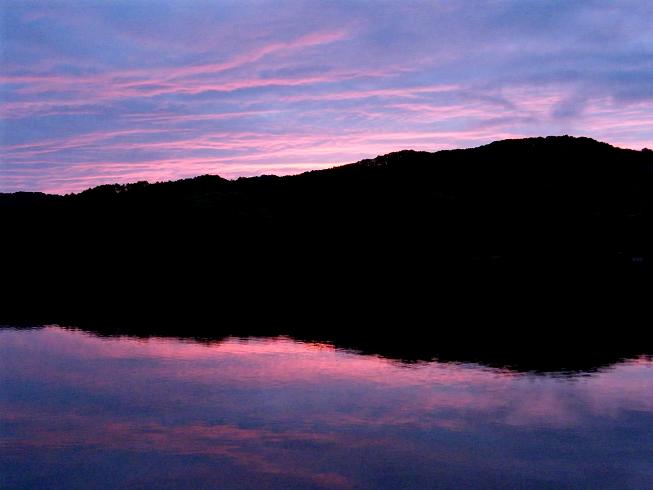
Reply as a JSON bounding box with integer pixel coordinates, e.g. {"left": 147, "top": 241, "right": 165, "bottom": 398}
{"left": 1, "top": 0, "right": 652, "bottom": 193}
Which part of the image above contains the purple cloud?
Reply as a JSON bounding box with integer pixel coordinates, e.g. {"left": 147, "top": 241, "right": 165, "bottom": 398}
{"left": 1, "top": 0, "right": 652, "bottom": 193}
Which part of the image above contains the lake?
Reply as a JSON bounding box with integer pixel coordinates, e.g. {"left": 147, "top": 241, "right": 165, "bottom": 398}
{"left": 1, "top": 325, "right": 653, "bottom": 489}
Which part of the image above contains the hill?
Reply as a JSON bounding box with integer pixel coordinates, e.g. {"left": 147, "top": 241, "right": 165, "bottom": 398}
{"left": 3, "top": 135, "right": 653, "bottom": 332}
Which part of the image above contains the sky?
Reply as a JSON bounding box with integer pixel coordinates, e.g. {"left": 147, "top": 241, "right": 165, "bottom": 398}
{"left": 1, "top": 0, "right": 652, "bottom": 194}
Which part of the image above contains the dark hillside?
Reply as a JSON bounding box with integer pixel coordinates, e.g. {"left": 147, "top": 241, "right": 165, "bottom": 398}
{"left": 3, "top": 136, "right": 653, "bottom": 335}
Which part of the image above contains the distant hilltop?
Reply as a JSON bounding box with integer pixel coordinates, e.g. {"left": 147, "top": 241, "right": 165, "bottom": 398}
{"left": 3, "top": 135, "right": 653, "bottom": 325}
{"left": 1, "top": 135, "right": 650, "bottom": 200}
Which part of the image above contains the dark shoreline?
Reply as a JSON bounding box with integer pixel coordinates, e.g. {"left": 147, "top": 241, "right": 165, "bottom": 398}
{"left": 4, "top": 136, "right": 653, "bottom": 374}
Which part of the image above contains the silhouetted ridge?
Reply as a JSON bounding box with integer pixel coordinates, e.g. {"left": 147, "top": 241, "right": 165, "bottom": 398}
{"left": 2, "top": 136, "right": 653, "bottom": 340}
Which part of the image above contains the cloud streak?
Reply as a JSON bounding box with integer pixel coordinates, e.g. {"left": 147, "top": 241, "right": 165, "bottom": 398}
{"left": 1, "top": 0, "right": 652, "bottom": 193}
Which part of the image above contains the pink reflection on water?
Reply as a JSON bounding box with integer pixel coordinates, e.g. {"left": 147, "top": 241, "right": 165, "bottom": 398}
{"left": 1, "top": 407, "right": 349, "bottom": 487}
{"left": 1, "top": 326, "right": 653, "bottom": 487}
{"left": 3, "top": 327, "right": 652, "bottom": 424}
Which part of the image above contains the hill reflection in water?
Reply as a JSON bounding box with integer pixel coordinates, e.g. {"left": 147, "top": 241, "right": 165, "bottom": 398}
{"left": 2, "top": 325, "right": 653, "bottom": 488}
{"left": 36, "top": 322, "right": 653, "bottom": 375}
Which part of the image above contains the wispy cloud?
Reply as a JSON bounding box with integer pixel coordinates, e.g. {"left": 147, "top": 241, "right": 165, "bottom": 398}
{"left": 1, "top": 0, "right": 652, "bottom": 193}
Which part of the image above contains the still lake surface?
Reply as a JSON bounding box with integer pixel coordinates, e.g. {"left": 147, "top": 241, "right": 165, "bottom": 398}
{"left": 1, "top": 325, "right": 653, "bottom": 489}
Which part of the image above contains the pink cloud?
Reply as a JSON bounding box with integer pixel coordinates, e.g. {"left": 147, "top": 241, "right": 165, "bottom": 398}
{"left": 278, "top": 84, "right": 460, "bottom": 102}
{"left": 0, "top": 29, "right": 353, "bottom": 112}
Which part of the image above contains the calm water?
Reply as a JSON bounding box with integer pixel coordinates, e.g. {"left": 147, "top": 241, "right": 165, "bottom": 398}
{"left": 1, "top": 326, "right": 653, "bottom": 489}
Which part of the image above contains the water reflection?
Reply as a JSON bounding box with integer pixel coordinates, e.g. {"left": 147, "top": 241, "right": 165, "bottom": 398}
{"left": 2, "top": 326, "right": 653, "bottom": 488}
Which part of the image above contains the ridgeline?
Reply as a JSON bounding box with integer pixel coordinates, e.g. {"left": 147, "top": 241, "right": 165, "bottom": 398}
{"left": 3, "top": 136, "right": 653, "bottom": 338}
